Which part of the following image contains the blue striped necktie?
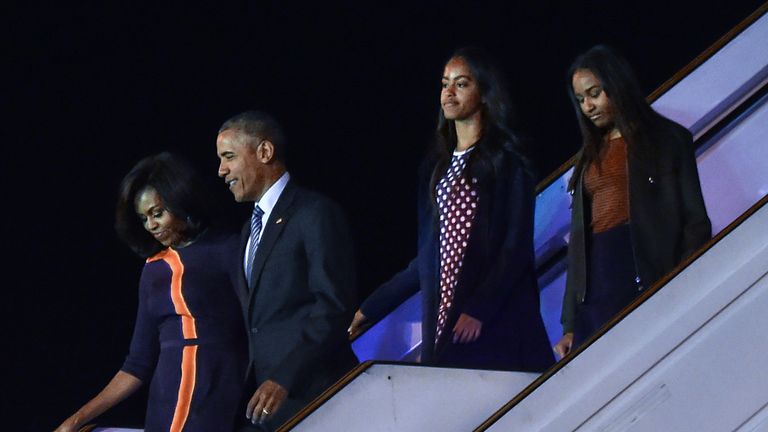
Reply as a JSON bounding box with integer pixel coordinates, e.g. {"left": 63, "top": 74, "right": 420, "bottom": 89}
{"left": 246, "top": 205, "right": 265, "bottom": 285}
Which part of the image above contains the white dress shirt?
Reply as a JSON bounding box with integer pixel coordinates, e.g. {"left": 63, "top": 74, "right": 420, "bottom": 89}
{"left": 243, "top": 171, "right": 291, "bottom": 272}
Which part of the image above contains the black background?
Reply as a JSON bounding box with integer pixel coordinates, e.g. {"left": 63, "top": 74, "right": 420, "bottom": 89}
{"left": 7, "top": 1, "right": 763, "bottom": 430}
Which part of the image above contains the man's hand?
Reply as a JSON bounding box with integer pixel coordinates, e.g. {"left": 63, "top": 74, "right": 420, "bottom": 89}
{"left": 452, "top": 313, "right": 483, "bottom": 343}
{"left": 553, "top": 332, "right": 574, "bottom": 359}
{"left": 246, "top": 380, "right": 288, "bottom": 425}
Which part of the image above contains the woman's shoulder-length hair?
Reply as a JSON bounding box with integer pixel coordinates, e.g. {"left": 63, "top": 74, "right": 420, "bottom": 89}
{"left": 115, "top": 152, "right": 214, "bottom": 258}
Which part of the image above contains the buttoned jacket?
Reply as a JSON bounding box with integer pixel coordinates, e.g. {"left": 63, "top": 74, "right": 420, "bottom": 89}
{"left": 236, "top": 180, "right": 358, "bottom": 412}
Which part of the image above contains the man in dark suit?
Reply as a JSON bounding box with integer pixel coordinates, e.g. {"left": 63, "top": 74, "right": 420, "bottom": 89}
{"left": 216, "top": 110, "right": 358, "bottom": 430}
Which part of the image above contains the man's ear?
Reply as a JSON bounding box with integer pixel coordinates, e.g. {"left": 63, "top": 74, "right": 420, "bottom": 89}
{"left": 259, "top": 140, "right": 276, "bottom": 163}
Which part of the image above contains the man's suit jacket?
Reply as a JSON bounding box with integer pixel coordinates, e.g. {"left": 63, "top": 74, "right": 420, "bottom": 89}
{"left": 236, "top": 180, "right": 358, "bottom": 425}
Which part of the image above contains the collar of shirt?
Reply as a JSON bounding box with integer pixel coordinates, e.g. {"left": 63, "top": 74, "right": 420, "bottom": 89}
{"left": 244, "top": 171, "right": 290, "bottom": 271}
{"left": 453, "top": 145, "right": 476, "bottom": 157}
{"left": 255, "top": 171, "right": 291, "bottom": 227}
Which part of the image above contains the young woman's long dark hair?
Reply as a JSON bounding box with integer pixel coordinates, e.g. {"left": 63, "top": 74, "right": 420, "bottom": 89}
{"left": 429, "top": 46, "right": 529, "bottom": 201}
{"left": 115, "top": 152, "right": 214, "bottom": 258}
{"left": 567, "top": 45, "right": 670, "bottom": 190}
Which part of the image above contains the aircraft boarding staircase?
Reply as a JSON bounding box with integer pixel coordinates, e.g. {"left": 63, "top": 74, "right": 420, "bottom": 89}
{"left": 85, "top": 3, "right": 768, "bottom": 431}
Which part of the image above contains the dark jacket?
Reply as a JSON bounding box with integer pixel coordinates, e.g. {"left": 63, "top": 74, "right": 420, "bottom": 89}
{"left": 362, "top": 148, "right": 554, "bottom": 371}
{"left": 237, "top": 180, "right": 358, "bottom": 425}
{"left": 561, "top": 120, "right": 712, "bottom": 333}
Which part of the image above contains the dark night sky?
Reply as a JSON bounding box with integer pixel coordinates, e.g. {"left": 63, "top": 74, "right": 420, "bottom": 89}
{"left": 6, "top": 1, "right": 764, "bottom": 430}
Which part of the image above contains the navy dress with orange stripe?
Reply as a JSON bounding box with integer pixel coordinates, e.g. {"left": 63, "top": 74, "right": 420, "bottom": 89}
{"left": 121, "top": 229, "right": 247, "bottom": 432}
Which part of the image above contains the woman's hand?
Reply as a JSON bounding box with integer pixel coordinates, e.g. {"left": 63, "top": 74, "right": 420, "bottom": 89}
{"left": 54, "top": 371, "right": 142, "bottom": 432}
{"left": 53, "top": 417, "right": 80, "bottom": 432}
{"left": 347, "top": 309, "right": 367, "bottom": 338}
{"left": 553, "top": 333, "right": 574, "bottom": 359}
{"left": 452, "top": 313, "right": 483, "bottom": 343}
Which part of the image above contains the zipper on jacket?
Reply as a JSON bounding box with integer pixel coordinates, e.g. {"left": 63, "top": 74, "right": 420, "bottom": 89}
{"left": 626, "top": 153, "right": 644, "bottom": 292}
{"left": 576, "top": 167, "right": 588, "bottom": 304}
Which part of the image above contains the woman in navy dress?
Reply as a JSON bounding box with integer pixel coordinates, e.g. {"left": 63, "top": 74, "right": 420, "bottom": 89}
{"left": 349, "top": 47, "right": 554, "bottom": 371}
{"left": 56, "top": 153, "right": 247, "bottom": 432}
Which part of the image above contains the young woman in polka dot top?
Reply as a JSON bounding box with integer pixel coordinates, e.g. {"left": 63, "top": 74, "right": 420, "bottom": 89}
{"left": 350, "top": 47, "right": 554, "bottom": 371}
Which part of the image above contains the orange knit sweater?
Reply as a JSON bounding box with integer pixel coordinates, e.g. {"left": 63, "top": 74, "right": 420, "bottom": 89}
{"left": 584, "top": 137, "right": 630, "bottom": 234}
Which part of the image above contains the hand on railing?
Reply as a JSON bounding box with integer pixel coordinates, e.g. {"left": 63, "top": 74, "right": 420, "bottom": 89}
{"left": 53, "top": 420, "right": 99, "bottom": 432}
{"left": 553, "top": 333, "right": 574, "bottom": 360}
{"left": 347, "top": 309, "right": 368, "bottom": 339}
{"left": 53, "top": 420, "right": 78, "bottom": 432}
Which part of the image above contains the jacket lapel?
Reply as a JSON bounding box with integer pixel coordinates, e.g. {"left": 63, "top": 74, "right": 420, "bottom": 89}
{"left": 246, "top": 181, "right": 298, "bottom": 313}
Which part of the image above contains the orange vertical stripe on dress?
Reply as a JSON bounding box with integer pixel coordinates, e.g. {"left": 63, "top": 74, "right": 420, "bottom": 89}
{"left": 169, "top": 345, "right": 198, "bottom": 432}
{"left": 148, "top": 248, "right": 198, "bottom": 339}
{"left": 147, "top": 248, "right": 199, "bottom": 431}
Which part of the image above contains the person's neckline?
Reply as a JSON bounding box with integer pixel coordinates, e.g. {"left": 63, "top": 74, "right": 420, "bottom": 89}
{"left": 453, "top": 145, "right": 476, "bottom": 156}
{"left": 170, "top": 227, "right": 208, "bottom": 250}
